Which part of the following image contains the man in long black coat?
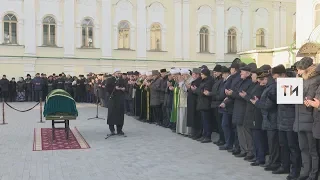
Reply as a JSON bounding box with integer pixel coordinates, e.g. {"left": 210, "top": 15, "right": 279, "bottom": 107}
{"left": 187, "top": 68, "right": 202, "bottom": 139}
{"left": 106, "top": 70, "right": 126, "bottom": 137}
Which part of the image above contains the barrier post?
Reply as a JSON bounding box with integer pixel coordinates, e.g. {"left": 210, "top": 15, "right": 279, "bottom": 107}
{"left": 1, "top": 98, "right": 7, "bottom": 125}
{"left": 38, "top": 97, "right": 44, "bottom": 123}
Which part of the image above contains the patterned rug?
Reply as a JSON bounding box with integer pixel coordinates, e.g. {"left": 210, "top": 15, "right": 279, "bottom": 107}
{"left": 33, "top": 127, "right": 90, "bottom": 151}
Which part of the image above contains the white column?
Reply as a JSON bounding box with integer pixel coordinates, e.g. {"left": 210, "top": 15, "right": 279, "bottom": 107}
{"left": 24, "top": 0, "right": 36, "bottom": 56}
{"left": 209, "top": 30, "right": 214, "bottom": 53}
{"left": 37, "top": 20, "right": 42, "bottom": 46}
{"left": 147, "top": 28, "right": 151, "bottom": 51}
{"left": 94, "top": 24, "right": 100, "bottom": 48}
{"left": 113, "top": 26, "right": 118, "bottom": 49}
{"left": 18, "top": 20, "right": 24, "bottom": 45}
{"left": 162, "top": 28, "right": 166, "bottom": 51}
{"left": 241, "top": 0, "right": 250, "bottom": 51}
{"left": 101, "top": 0, "right": 112, "bottom": 57}
{"left": 64, "top": 0, "right": 75, "bottom": 57}
{"left": 296, "top": 0, "right": 313, "bottom": 48}
{"left": 76, "top": 22, "right": 82, "bottom": 48}
{"left": 0, "top": 20, "right": 3, "bottom": 44}
{"left": 273, "top": 1, "right": 281, "bottom": 48}
{"left": 280, "top": 5, "right": 287, "bottom": 47}
{"left": 216, "top": 0, "right": 225, "bottom": 61}
{"left": 137, "top": 0, "right": 147, "bottom": 59}
{"left": 174, "top": 0, "right": 182, "bottom": 59}
{"left": 182, "top": 0, "right": 190, "bottom": 60}
{"left": 130, "top": 27, "right": 135, "bottom": 50}
{"left": 57, "top": 21, "right": 63, "bottom": 47}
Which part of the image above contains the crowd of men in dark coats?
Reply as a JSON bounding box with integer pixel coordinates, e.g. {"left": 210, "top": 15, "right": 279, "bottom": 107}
{"left": 1, "top": 57, "right": 320, "bottom": 180}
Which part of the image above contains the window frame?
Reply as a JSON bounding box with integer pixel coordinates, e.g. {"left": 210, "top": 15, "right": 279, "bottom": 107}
{"left": 199, "top": 27, "right": 209, "bottom": 53}
{"left": 118, "top": 21, "right": 130, "bottom": 50}
{"left": 42, "top": 16, "right": 56, "bottom": 46}
{"left": 3, "top": 13, "right": 18, "bottom": 45}
{"left": 81, "top": 18, "right": 94, "bottom": 48}
{"left": 227, "top": 28, "right": 237, "bottom": 53}
{"left": 256, "top": 28, "right": 266, "bottom": 48}
{"left": 150, "top": 23, "right": 162, "bottom": 51}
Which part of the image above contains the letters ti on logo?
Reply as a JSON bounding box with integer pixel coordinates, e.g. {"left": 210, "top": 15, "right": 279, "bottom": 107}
{"left": 277, "top": 78, "right": 303, "bottom": 104}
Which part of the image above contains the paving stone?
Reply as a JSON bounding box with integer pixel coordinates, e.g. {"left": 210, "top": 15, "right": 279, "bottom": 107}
{"left": 0, "top": 102, "right": 287, "bottom": 180}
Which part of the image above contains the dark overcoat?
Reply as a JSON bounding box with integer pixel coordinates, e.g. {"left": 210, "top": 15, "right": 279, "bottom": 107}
{"left": 106, "top": 76, "right": 125, "bottom": 125}
{"left": 186, "top": 77, "right": 201, "bottom": 128}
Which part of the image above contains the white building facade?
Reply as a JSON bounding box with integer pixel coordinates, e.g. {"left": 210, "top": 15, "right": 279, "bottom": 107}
{"left": 0, "top": 0, "right": 295, "bottom": 77}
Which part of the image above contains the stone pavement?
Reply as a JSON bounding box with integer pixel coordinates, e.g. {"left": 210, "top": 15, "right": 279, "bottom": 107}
{"left": 0, "top": 102, "right": 287, "bottom": 180}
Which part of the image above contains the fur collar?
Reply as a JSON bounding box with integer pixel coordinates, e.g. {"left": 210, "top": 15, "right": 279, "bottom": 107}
{"left": 302, "top": 64, "right": 319, "bottom": 80}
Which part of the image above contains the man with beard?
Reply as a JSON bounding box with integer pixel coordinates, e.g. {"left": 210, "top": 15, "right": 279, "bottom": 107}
{"left": 187, "top": 68, "right": 202, "bottom": 139}
{"left": 134, "top": 71, "right": 144, "bottom": 118}
{"left": 9, "top": 77, "right": 17, "bottom": 102}
{"left": 163, "top": 71, "right": 175, "bottom": 127}
{"left": 56, "top": 74, "right": 65, "bottom": 90}
{"left": 105, "top": 69, "right": 126, "bottom": 138}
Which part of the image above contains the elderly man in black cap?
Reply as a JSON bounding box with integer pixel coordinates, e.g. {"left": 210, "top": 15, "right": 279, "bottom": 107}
{"left": 207, "top": 64, "right": 225, "bottom": 145}
{"left": 225, "top": 64, "right": 253, "bottom": 159}
{"left": 149, "top": 70, "right": 162, "bottom": 125}
{"left": 25, "top": 74, "right": 33, "bottom": 102}
{"left": 32, "top": 73, "right": 43, "bottom": 102}
{"left": 271, "top": 64, "right": 301, "bottom": 178}
{"left": 159, "top": 69, "right": 168, "bottom": 126}
{"left": 250, "top": 66, "right": 280, "bottom": 172}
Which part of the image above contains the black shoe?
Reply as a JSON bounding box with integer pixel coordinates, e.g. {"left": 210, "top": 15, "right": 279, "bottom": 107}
{"left": 227, "top": 149, "right": 234, "bottom": 153}
{"left": 201, "top": 138, "right": 212, "bottom": 143}
{"left": 248, "top": 158, "right": 256, "bottom": 162}
{"left": 296, "top": 177, "right": 308, "bottom": 180}
{"left": 235, "top": 153, "right": 247, "bottom": 158}
{"left": 244, "top": 155, "right": 255, "bottom": 161}
{"left": 213, "top": 141, "right": 219, "bottom": 144}
{"left": 196, "top": 137, "right": 205, "bottom": 141}
{"left": 232, "top": 150, "right": 241, "bottom": 155}
{"left": 216, "top": 141, "right": 225, "bottom": 146}
{"left": 265, "top": 164, "right": 280, "bottom": 171}
{"left": 219, "top": 146, "right": 232, "bottom": 151}
{"left": 272, "top": 167, "right": 290, "bottom": 174}
{"left": 117, "top": 131, "right": 125, "bottom": 135}
{"left": 286, "top": 175, "right": 299, "bottom": 180}
{"left": 251, "top": 161, "right": 265, "bottom": 166}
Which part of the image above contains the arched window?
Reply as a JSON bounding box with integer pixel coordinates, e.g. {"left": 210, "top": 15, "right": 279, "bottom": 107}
{"left": 256, "top": 28, "right": 265, "bottom": 47}
{"left": 150, "top": 23, "right": 161, "bottom": 51}
{"left": 81, "top": 18, "right": 94, "bottom": 48}
{"left": 199, "top": 27, "right": 209, "bottom": 52}
{"left": 43, "top": 16, "right": 56, "bottom": 46}
{"left": 118, "top": 21, "right": 130, "bottom": 49}
{"left": 315, "top": 4, "right": 320, "bottom": 27}
{"left": 3, "top": 14, "right": 17, "bottom": 44}
{"left": 227, "top": 28, "right": 237, "bottom": 53}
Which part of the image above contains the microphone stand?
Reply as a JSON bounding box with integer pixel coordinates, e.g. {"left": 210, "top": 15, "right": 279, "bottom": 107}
{"left": 88, "top": 89, "right": 105, "bottom": 120}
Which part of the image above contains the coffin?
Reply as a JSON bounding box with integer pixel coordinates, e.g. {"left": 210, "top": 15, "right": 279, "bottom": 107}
{"left": 43, "top": 89, "right": 78, "bottom": 117}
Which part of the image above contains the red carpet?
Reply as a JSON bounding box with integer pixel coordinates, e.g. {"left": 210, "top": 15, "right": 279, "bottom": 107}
{"left": 33, "top": 127, "right": 90, "bottom": 151}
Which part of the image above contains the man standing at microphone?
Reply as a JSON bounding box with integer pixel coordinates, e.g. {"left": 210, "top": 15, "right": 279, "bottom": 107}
{"left": 105, "top": 69, "right": 126, "bottom": 138}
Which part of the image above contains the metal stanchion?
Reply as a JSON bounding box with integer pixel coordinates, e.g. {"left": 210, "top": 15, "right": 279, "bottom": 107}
{"left": 1, "top": 98, "right": 7, "bottom": 125}
{"left": 38, "top": 97, "right": 44, "bottom": 123}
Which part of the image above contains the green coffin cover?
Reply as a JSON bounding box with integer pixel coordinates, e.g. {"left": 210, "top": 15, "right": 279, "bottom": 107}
{"left": 43, "top": 89, "right": 78, "bottom": 117}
